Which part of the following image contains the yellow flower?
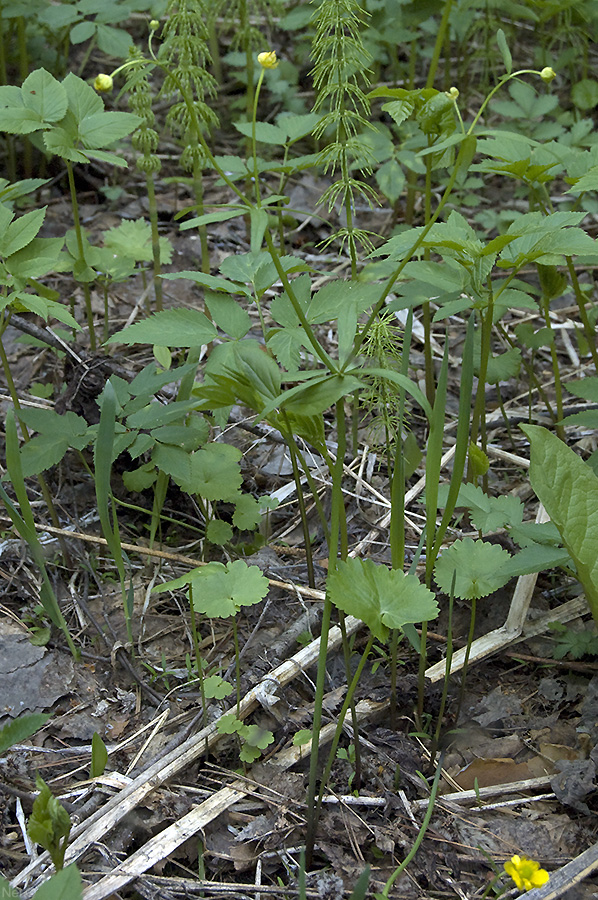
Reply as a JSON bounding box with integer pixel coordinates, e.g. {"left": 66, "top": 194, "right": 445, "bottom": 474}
{"left": 94, "top": 74, "right": 113, "bottom": 92}
{"left": 504, "top": 855, "right": 549, "bottom": 892}
{"left": 540, "top": 66, "right": 556, "bottom": 84}
{"left": 257, "top": 51, "right": 279, "bottom": 69}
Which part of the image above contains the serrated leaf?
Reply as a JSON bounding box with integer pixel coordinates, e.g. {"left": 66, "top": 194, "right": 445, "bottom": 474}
{"left": 22, "top": 68, "right": 67, "bottom": 123}
{"left": 63, "top": 72, "right": 103, "bottom": 121}
{"left": 327, "top": 558, "right": 438, "bottom": 642}
{"left": 206, "top": 518, "right": 233, "bottom": 544}
{"left": 153, "top": 442, "right": 242, "bottom": 501}
{"left": 205, "top": 291, "right": 251, "bottom": 340}
{"left": 2, "top": 205, "right": 46, "bottom": 257}
{"left": 106, "top": 309, "right": 217, "bottom": 348}
{"left": 486, "top": 347, "right": 521, "bottom": 384}
{"left": 457, "top": 483, "right": 524, "bottom": 531}
{"left": 189, "top": 560, "right": 269, "bottom": 618}
{"left": 434, "top": 538, "right": 512, "bottom": 600}
{"left": 522, "top": 424, "right": 598, "bottom": 624}
{"left": 80, "top": 111, "right": 141, "bottom": 149}
{"left": 232, "top": 493, "right": 263, "bottom": 530}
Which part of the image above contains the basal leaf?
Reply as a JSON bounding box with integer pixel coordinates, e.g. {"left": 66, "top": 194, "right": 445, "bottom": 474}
{"left": 522, "top": 424, "right": 598, "bottom": 624}
{"left": 0, "top": 712, "right": 50, "bottom": 755}
{"left": 190, "top": 559, "right": 269, "bottom": 617}
{"left": 328, "top": 558, "right": 438, "bottom": 642}
{"left": 434, "top": 538, "right": 512, "bottom": 600}
{"left": 106, "top": 309, "right": 217, "bottom": 348}
{"left": 33, "top": 865, "right": 82, "bottom": 900}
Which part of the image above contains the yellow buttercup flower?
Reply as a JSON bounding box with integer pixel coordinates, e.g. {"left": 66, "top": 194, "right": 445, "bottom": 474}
{"left": 540, "top": 66, "right": 556, "bottom": 84}
{"left": 504, "top": 855, "right": 549, "bottom": 892}
{"left": 257, "top": 51, "right": 279, "bottom": 69}
{"left": 94, "top": 74, "right": 113, "bottom": 92}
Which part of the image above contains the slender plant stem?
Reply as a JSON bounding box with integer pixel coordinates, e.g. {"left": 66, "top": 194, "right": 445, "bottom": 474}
{"left": 425, "top": 0, "right": 454, "bottom": 90}
{"left": 381, "top": 754, "right": 444, "bottom": 897}
{"left": 305, "top": 400, "right": 347, "bottom": 868}
{"left": 316, "top": 632, "right": 375, "bottom": 812}
{"left": 145, "top": 174, "right": 163, "bottom": 310}
{"left": 566, "top": 256, "right": 598, "bottom": 369}
{"left": 65, "top": 160, "right": 96, "bottom": 349}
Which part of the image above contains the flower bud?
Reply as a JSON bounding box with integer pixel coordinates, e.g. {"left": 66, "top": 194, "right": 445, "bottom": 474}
{"left": 150, "top": 19, "right": 160, "bottom": 30}
{"left": 540, "top": 66, "right": 556, "bottom": 84}
{"left": 446, "top": 86, "right": 459, "bottom": 100}
{"left": 257, "top": 51, "right": 278, "bottom": 69}
{"left": 94, "top": 73, "right": 113, "bottom": 92}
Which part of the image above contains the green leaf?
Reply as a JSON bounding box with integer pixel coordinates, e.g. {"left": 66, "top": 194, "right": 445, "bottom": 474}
{"left": 434, "top": 538, "right": 512, "bottom": 600}
{"left": 22, "top": 68, "right": 67, "bottom": 123}
{"left": 162, "top": 270, "right": 244, "bottom": 294}
{"left": 206, "top": 518, "right": 233, "bottom": 544}
{"left": 203, "top": 674, "right": 234, "bottom": 699}
{"left": 521, "top": 424, "right": 598, "bottom": 624}
{"left": 28, "top": 775, "right": 72, "bottom": 867}
{"left": 179, "top": 208, "right": 245, "bottom": 230}
{"left": 234, "top": 120, "right": 287, "bottom": 144}
{"left": 104, "top": 219, "right": 173, "bottom": 265}
{"left": 63, "top": 72, "right": 103, "bottom": 121}
{"left": 90, "top": 732, "right": 108, "bottom": 778}
{"left": 1, "top": 205, "right": 45, "bottom": 256}
{"left": 0, "top": 106, "right": 44, "bottom": 134}
{"left": 232, "top": 493, "right": 263, "bottom": 530}
{"left": 189, "top": 560, "right": 269, "bottom": 618}
{"left": 80, "top": 111, "right": 142, "bottom": 149}
{"left": 0, "top": 712, "right": 50, "bottom": 755}
{"left": 106, "top": 309, "right": 217, "bottom": 348}
{"left": 33, "top": 865, "right": 83, "bottom": 900}
{"left": 572, "top": 79, "right": 598, "bottom": 111}
{"left": 456, "top": 483, "right": 523, "bottom": 532}
{"left": 218, "top": 713, "right": 245, "bottom": 735}
{"left": 18, "top": 408, "right": 90, "bottom": 476}
{"left": 206, "top": 291, "right": 251, "bottom": 340}
{"left": 327, "top": 558, "right": 438, "bottom": 642}
{"left": 485, "top": 347, "right": 521, "bottom": 384}
{"left": 243, "top": 724, "right": 274, "bottom": 749}
{"left": 496, "top": 28, "right": 512, "bottom": 75}
{"left": 153, "top": 442, "right": 242, "bottom": 501}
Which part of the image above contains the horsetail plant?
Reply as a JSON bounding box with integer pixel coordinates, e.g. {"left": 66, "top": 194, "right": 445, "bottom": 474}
{"left": 310, "top": 0, "right": 379, "bottom": 277}
{"left": 157, "top": 0, "right": 219, "bottom": 275}
{"left": 125, "top": 45, "right": 164, "bottom": 311}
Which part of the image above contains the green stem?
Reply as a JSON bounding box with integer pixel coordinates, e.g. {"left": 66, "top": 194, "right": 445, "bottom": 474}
{"left": 145, "top": 173, "right": 163, "bottom": 311}
{"left": 316, "top": 633, "right": 375, "bottom": 812}
{"left": 65, "top": 160, "right": 96, "bottom": 349}
{"left": 425, "top": 0, "right": 454, "bottom": 89}
{"left": 305, "top": 400, "right": 347, "bottom": 868}
{"left": 381, "top": 755, "right": 444, "bottom": 897}
{"left": 566, "top": 256, "right": 598, "bottom": 370}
